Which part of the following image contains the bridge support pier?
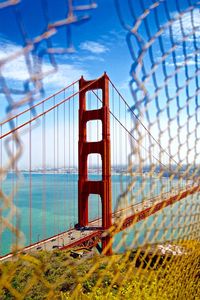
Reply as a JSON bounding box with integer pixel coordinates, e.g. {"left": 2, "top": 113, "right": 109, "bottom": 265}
{"left": 78, "top": 73, "right": 112, "bottom": 255}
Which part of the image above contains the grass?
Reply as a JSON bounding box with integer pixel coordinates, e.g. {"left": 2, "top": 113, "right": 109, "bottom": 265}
{"left": 0, "top": 243, "right": 199, "bottom": 299}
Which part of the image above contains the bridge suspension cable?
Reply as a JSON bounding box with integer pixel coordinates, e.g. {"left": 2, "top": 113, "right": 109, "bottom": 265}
{"left": 0, "top": 74, "right": 199, "bottom": 259}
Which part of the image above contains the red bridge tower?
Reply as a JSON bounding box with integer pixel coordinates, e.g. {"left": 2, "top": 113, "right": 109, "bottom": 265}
{"left": 78, "top": 73, "right": 112, "bottom": 255}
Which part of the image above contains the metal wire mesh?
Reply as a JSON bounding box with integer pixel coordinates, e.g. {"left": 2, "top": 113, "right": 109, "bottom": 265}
{"left": 114, "top": 0, "right": 200, "bottom": 242}
{"left": 1, "top": 0, "right": 200, "bottom": 299}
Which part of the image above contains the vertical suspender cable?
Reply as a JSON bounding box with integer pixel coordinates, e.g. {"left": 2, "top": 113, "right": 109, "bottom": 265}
{"left": 15, "top": 117, "right": 20, "bottom": 251}
{"left": 119, "top": 93, "right": 123, "bottom": 194}
{"left": 29, "top": 112, "right": 32, "bottom": 246}
{"left": 125, "top": 101, "right": 128, "bottom": 209}
{"left": 57, "top": 105, "right": 59, "bottom": 233}
{"left": 12, "top": 124, "right": 15, "bottom": 248}
{"left": 53, "top": 96, "right": 56, "bottom": 234}
{"left": 42, "top": 102, "right": 46, "bottom": 240}
{"left": 0, "top": 124, "right": 2, "bottom": 254}
{"left": 111, "top": 85, "right": 115, "bottom": 209}
{"left": 68, "top": 89, "right": 71, "bottom": 227}
{"left": 63, "top": 89, "right": 67, "bottom": 230}
{"left": 73, "top": 83, "right": 75, "bottom": 225}
{"left": 70, "top": 82, "right": 76, "bottom": 222}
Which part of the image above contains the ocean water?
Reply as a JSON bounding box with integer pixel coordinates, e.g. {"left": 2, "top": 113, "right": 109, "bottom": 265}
{"left": 1, "top": 173, "right": 184, "bottom": 256}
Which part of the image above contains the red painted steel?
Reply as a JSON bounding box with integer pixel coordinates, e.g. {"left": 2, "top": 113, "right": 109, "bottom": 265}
{"left": 0, "top": 79, "right": 79, "bottom": 126}
{"left": 118, "top": 185, "right": 200, "bottom": 231}
{"left": 78, "top": 73, "right": 112, "bottom": 254}
{"left": 0, "top": 78, "right": 100, "bottom": 139}
{"left": 1, "top": 186, "right": 199, "bottom": 261}
{"left": 60, "top": 231, "right": 102, "bottom": 251}
{"left": 64, "top": 186, "right": 200, "bottom": 251}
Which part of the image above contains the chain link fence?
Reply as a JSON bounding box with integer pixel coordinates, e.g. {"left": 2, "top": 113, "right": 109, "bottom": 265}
{"left": 0, "top": 0, "right": 200, "bottom": 299}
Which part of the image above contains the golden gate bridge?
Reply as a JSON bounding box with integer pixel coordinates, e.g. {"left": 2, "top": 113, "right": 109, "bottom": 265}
{"left": 0, "top": 73, "right": 199, "bottom": 260}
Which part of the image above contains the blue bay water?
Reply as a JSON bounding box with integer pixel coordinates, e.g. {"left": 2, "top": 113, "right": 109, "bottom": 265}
{"left": 1, "top": 173, "right": 185, "bottom": 256}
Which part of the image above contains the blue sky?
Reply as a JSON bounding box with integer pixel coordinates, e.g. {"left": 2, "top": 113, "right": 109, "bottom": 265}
{"left": 0, "top": 0, "right": 133, "bottom": 118}
{"left": 0, "top": 0, "right": 134, "bottom": 169}
{"left": 0, "top": 0, "right": 199, "bottom": 111}
{"left": 0, "top": 0, "right": 200, "bottom": 167}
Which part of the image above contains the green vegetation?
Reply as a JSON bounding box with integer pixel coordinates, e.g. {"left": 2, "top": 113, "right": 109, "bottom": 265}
{"left": 0, "top": 246, "right": 199, "bottom": 299}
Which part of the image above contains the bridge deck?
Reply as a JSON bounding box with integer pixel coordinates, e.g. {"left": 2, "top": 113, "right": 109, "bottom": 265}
{"left": 0, "top": 185, "right": 199, "bottom": 261}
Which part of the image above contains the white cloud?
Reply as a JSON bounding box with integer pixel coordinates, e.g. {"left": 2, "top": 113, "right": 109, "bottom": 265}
{"left": 118, "top": 78, "right": 130, "bottom": 91}
{"left": 0, "top": 38, "right": 21, "bottom": 60}
{"left": 43, "top": 63, "right": 88, "bottom": 89}
{"left": 78, "top": 55, "right": 105, "bottom": 62}
{"left": 165, "top": 56, "right": 200, "bottom": 68}
{"left": 0, "top": 39, "right": 30, "bottom": 81}
{"left": 170, "top": 8, "right": 200, "bottom": 40}
{"left": 154, "top": 9, "right": 200, "bottom": 69}
{"left": 69, "top": 53, "right": 105, "bottom": 63}
{"left": 0, "top": 38, "right": 88, "bottom": 90}
{"left": 80, "top": 41, "right": 109, "bottom": 54}
{"left": 176, "top": 59, "right": 200, "bottom": 67}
